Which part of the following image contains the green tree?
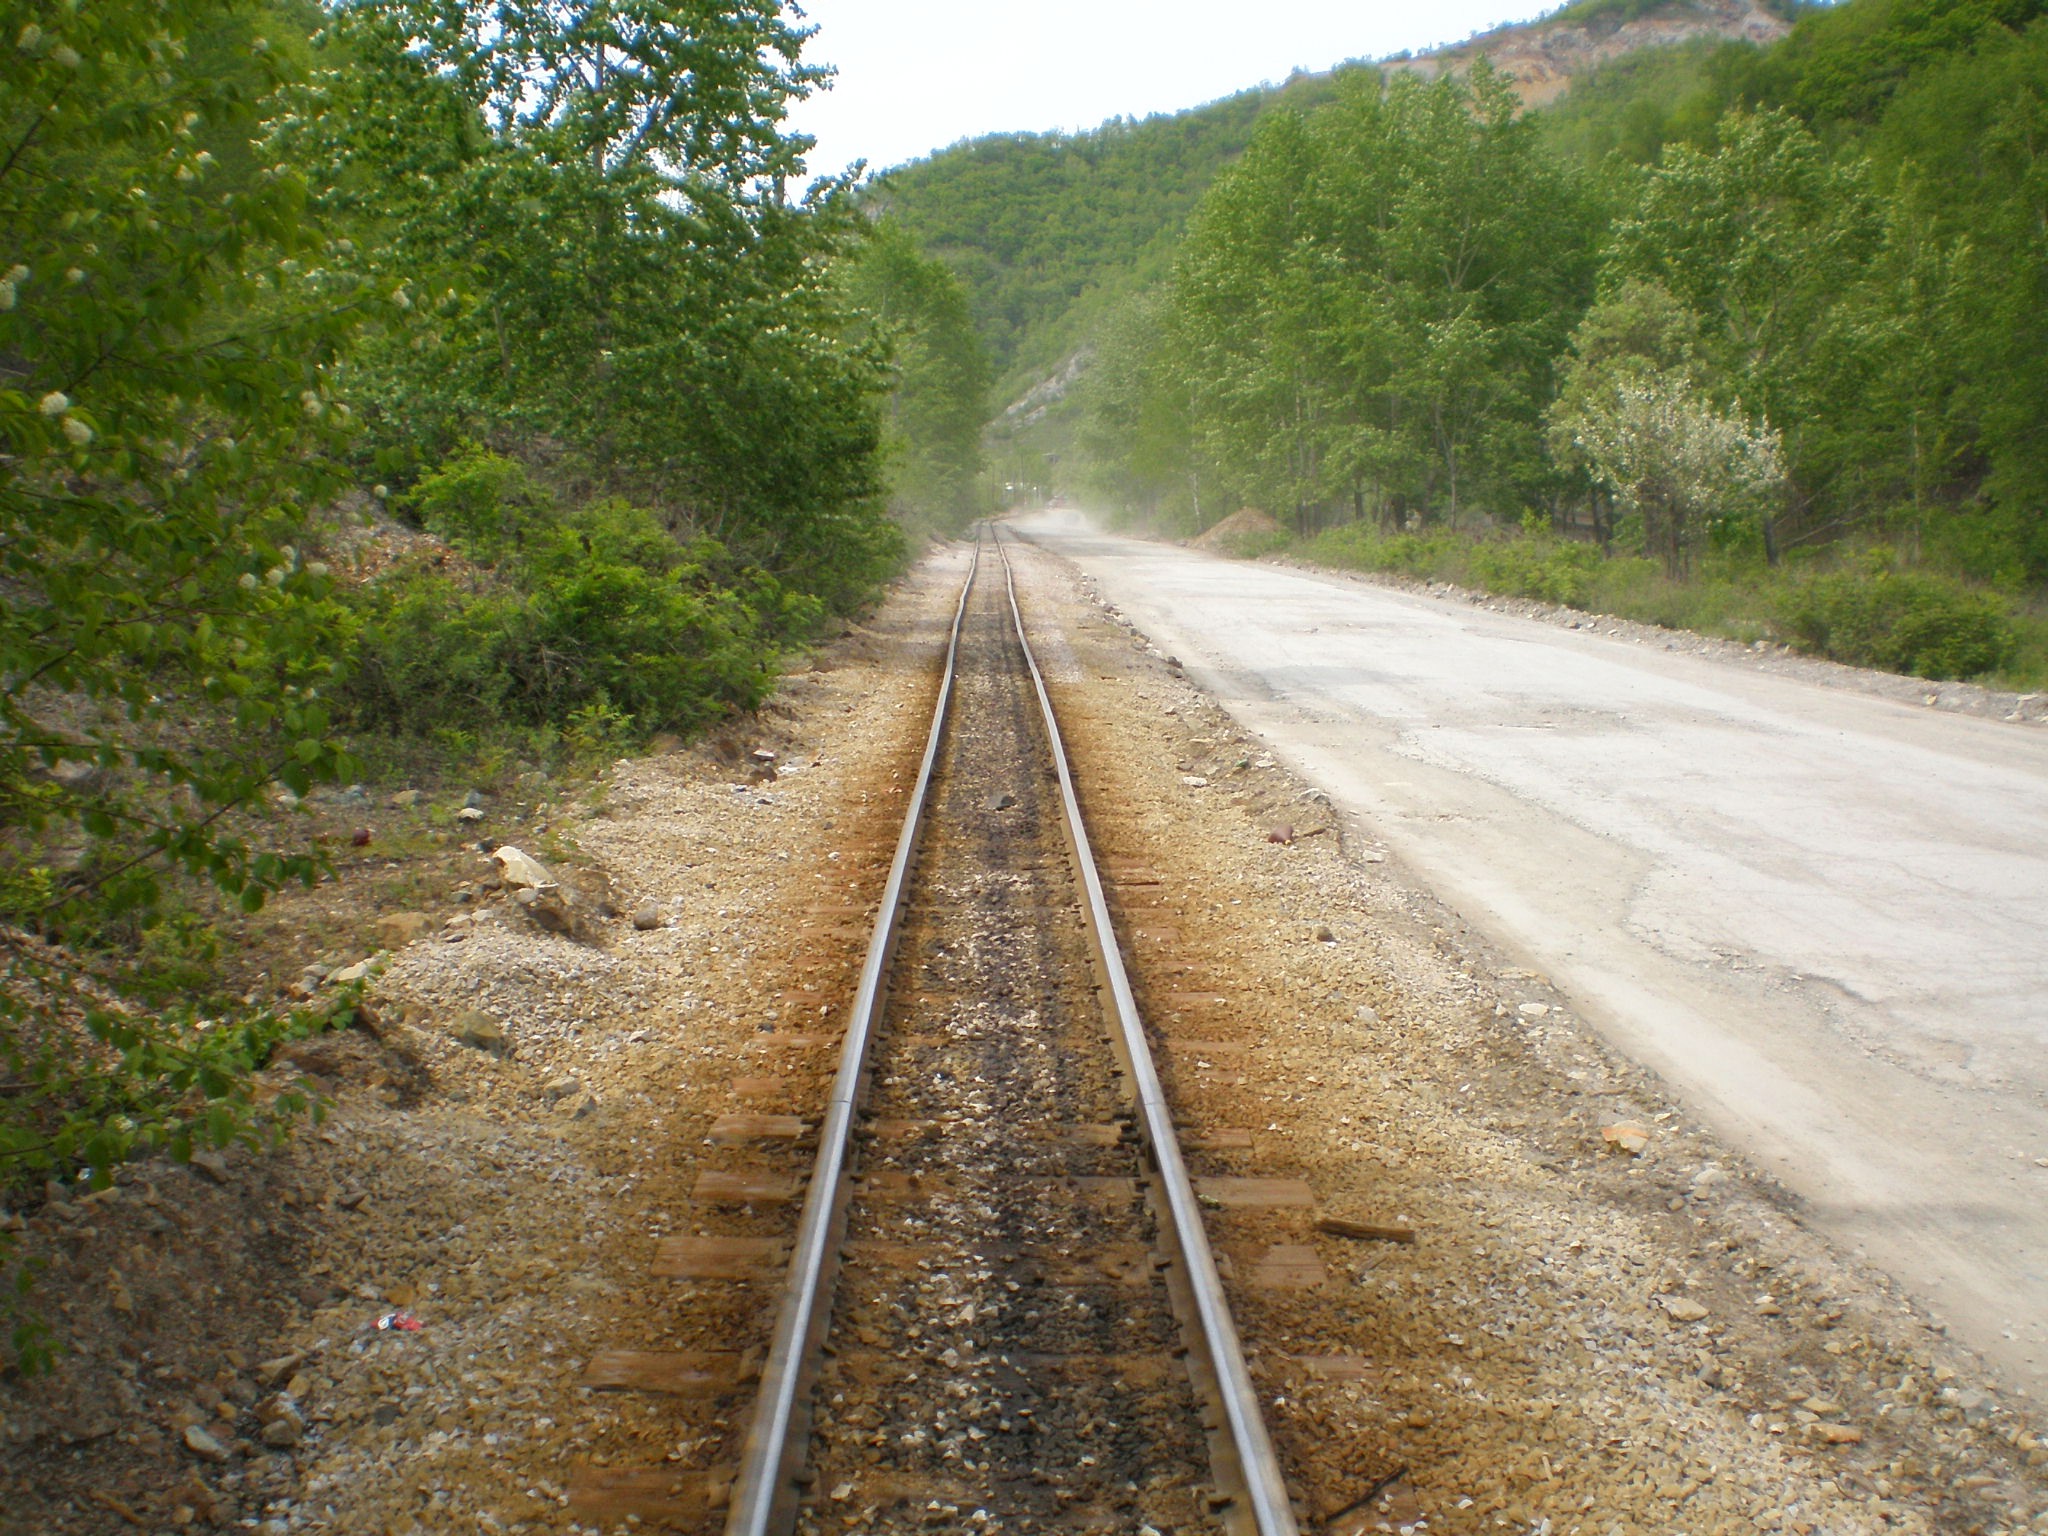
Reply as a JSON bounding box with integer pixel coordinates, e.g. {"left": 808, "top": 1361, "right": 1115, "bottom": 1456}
{"left": 1075, "top": 290, "right": 1199, "bottom": 528}
{"left": 1167, "top": 66, "right": 1597, "bottom": 532}
{"left": 1549, "top": 283, "right": 1789, "bottom": 576}
{"left": 843, "top": 221, "right": 991, "bottom": 535}
{"left": 0, "top": 0, "right": 371, "bottom": 957}
{"left": 303, "top": 0, "right": 897, "bottom": 602}
{"left": 0, "top": 0, "right": 377, "bottom": 1361}
{"left": 1872, "top": 20, "right": 2048, "bottom": 580}
{"left": 1605, "top": 108, "right": 1882, "bottom": 554}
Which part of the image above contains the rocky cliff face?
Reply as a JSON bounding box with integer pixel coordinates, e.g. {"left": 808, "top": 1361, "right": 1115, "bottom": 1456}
{"left": 1394, "top": 0, "right": 1790, "bottom": 107}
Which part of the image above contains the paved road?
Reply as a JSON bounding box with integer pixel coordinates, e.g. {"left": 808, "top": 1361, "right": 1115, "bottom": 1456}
{"left": 1016, "top": 510, "right": 2048, "bottom": 1404}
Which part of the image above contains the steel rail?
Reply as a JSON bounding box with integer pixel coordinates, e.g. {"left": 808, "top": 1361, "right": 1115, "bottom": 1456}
{"left": 992, "top": 526, "right": 1302, "bottom": 1536}
{"left": 725, "top": 526, "right": 1300, "bottom": 1535}
{"left": 723, "top": 537, "right": 982, "bottom": 1536}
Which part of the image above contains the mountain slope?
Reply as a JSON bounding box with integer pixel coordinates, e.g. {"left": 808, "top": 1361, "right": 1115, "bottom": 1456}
{"left": 871, "top": 1, "right": 1798, "bottom": 408}
{"left": 865, "top": 72, "right": 1347, "bottom": 391}
{"left": 1395, "top": 0, "right": 1791, "bottom": 106}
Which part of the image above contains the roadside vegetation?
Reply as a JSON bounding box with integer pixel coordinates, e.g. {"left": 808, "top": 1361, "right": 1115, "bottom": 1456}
{"left": 0, "top": 0, "right": 986, "bottom": 1365}
{"left": 1293, "top": 526, "right": 2038, "bottom": 685}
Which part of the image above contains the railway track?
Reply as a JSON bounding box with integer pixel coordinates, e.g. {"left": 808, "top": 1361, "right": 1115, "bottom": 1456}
{"left": 572, "top": 528, "right": 1311, "bottom": 1534}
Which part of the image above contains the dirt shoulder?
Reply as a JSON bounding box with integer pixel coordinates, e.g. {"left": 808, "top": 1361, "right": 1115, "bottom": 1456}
{"left": 3, "top": 538, "right": 2042, "bottom": 1536}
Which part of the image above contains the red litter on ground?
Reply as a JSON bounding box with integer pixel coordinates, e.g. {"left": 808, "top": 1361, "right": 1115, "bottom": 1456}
{"left": 374, "top": 1310, "right": 422, "bottom": 1332}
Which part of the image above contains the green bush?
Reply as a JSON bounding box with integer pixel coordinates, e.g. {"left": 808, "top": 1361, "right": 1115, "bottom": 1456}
{"left": 1471, "top": 536, "right": 1605, "bottom": 607}
{"left": 344, "top": 455, "right": 818, "bottom": 745}
{"left": 1306, "top": 523, "right": 1604, "bottom": 607}
{"left": 1296, "top": 522, "right": 2028, "bottom": 685}
{"left": 396, "top": 446, "right": 553, "bottom": 563}
{"left": 1778, "top": 562, "right": 2015, "bottom": 679}
{"left": 1210, "top": 526, "right": 1293, "bottom": 560}
{"left": 1307, "top": 525, "right": 1468, "bottom": 580}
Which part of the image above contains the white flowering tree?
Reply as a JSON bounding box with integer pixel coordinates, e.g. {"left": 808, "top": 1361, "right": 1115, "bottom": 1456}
{"left": 1559, "top": 370, "right": 1785, "bottom": 577}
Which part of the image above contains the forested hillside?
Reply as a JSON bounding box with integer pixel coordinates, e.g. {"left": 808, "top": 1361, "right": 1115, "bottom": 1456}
{"left": 869, "top": 72, "right": 1355, "bottom": 392}
{"left": 882, "top": 0, "right": 2048, "bottom": 684}
{"left": 872, "top": 0, "right": 1801, "bottom": 403}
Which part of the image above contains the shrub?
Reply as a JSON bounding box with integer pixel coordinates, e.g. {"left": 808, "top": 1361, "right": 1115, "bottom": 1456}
{"left": 343, "top": 457, "right": 818, "bottom": 745}
{"left": 1212, "top": 526, "right": 1293, "bottom": 559}
{"left": 396, "top": 445, "right": 553, "bottom": 562}
{"left": 1470, "top": 536, "right": 1605, "bottom": 607}
{"left": 1306, "top": 523, "right": 1605, "bottom": 607}
{"left": 1778, "top": 561, "right": 2015, "bottom": 679}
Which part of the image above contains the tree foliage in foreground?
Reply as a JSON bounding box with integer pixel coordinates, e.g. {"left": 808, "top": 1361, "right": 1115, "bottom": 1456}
{"left": 0, "top": 0, "right": 382, "bottom": 1366}
{"left": 0, "top": 0, "right": 910, "bottom": 1369}
{"left": 298, "top": 0, "right": 900, "bottom": 607}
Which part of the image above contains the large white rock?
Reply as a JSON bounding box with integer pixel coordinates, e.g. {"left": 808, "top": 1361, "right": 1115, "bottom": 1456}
{"left": 491, "top": 844, "right": 558, "bottom": 891}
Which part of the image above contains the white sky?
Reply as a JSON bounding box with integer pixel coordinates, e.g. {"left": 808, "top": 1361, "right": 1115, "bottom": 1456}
{"left": 785, "top": 1, "right": 1562, "bottom": 182}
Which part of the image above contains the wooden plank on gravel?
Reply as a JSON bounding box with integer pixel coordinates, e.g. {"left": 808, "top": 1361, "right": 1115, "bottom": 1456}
{"left": 782, "top": 1470, "right": 1151, "bottom": 1527}
{"left": 567, "top": 1464, "right": 733, "bottom": 1523}
{"left": 1197, "top": 1176, "right": 1316, "bottom": 1208}
{"left": 1019, "top": 1244, "right": 1155, "bottom": 1287}
{"left": 851, "top": 1170, "right": 947, "bottom": 1199}
{"left": 1165, "top": 1039, "right": 1252, "bottom": 1057}
{"left": 1067, "top": 1175, "right": 1141, "bottom": 1200}
{"left": 862, "top": 1117, "right": 936, "bottom": 1140}
{"left": 729, "top": 1075, "right": 788, "bottom": 1100}
{"left": 1157, "top": 990, "right": 1231, "bottom": 1009}
{"left": 1288, "top": 1354, "right": 1380, "bottom": 1383}
{"left": 1315, "top": 1216, "right": 1417, "bottom": 1244}
{"left": 708, "top": 1113, "right": 806, "bottom": 1144}
{"left": 650, "top": 1236, "right": 784, "bottom": 1280}
{"left": 582, "top": 1350, "right": 739, "bottom": 1395}
{"left": 1184, "top": 1128, "right": 1256, "bottom": 1151}
{"left": 692, "top": 1169, "right": 797, "bottom": 1205}
{"left": 840, "top": 1242, "right": 1155, "bottom": 1287}
{"left": 1246, "top": 1244, "right": 1327, "bottom": 1290}
{"left": 1050, "top": 1123, "right": 1124, "bottom": 1147}
{"left": 745, "top": 1032, "right": 838, "bottom": 1052}
{"left": 850, "top": 1168, "right": 1141, "bottom": 1202}
{"left": 999, "top": 1352, "right": 1173, "bottom": 1388}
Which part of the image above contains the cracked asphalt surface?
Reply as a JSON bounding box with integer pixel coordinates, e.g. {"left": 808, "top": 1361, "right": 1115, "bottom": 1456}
{"left": 1015, "top": 509, "right": 2048, "bottom": 1408}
